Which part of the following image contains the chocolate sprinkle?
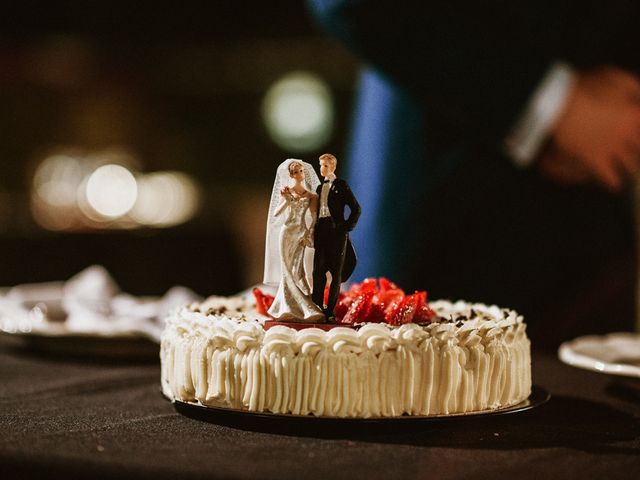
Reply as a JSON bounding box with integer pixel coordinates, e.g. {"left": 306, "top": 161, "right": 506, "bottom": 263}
{"left": 205, "top": 306, "right": 228, "bottom": 316}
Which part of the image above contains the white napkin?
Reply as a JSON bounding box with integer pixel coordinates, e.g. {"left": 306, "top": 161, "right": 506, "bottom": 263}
{"left": 0, "top": 297, "right": 46, "bottom": 334}
{"left": 1, "top": 265, "right": 202, "bottom": 343}
{"left": 5, "top": 280, "right": 66, "bottom": 322}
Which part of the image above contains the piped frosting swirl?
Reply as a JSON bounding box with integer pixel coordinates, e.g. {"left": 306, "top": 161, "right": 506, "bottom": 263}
{"left": 161, "top": 296, "right": 531, "bottom": 418}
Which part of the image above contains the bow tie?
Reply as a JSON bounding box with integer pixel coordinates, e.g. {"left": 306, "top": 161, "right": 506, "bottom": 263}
{"left": 323, "top": 179, "right": 331, "bottom": 183}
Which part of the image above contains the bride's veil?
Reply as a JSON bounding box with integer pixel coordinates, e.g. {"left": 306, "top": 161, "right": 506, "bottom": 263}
{"left": 263, "top": 159, "right": 321, "bottom": 286}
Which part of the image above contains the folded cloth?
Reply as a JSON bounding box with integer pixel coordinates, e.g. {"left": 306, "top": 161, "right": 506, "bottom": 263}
{"left": 1, "top": 265, "right": 201, "bottom": 343}
{"left": 5, "top": 280, "right": 66, "bottom": 321}
{"left": 0, "top": 297, "right": 46, "bottom": 334}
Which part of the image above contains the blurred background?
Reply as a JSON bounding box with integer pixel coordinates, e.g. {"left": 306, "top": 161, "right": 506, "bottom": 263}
{"left": 0, "top": 1, "right": 358, "bottom": 296}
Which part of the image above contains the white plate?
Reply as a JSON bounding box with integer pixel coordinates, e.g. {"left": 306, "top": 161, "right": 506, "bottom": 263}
{"left": 1, "top": 308, "right": 160, "bottom": 358}
{"left": 558, "top": 332, "right": 640, "bottom": 378}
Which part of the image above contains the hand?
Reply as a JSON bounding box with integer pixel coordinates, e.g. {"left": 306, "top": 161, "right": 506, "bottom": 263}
{"left": 539, "top": 67, "right": 640, "bottom": 192}
{"left": 280, "top": 186, "right": 291, "bottom": 198}
{"left": 338, "top": 223, "right": 352, "bottom": 233}
{"left": 339, "top": 222, "right": 353, "bottom": 233}
{"left": 302, "top": 230, "right": 314, "bottom": 248}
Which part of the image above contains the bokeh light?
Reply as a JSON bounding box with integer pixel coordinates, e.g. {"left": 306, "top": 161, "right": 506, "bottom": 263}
{"left": 130, "top": 172, "right": 200, "bottom": 227}
{"left": 30, "top": 148, "right": 199, "bottom": 230}
{"left": 33, "top": 153, "right": 85, "bottom": 208}
{"left": 262, "top": 71, "right": 334, "bottom": 152}
{"left": 84, "top": 164, "right": 138, "bottom": 218}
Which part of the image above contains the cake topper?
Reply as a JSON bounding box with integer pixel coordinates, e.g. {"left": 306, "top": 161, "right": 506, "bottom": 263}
{"left": 263, "top": 159, "right": 324, "bottom": 322}
{"left": 311, "top": 153, "right": 361, "bottom": 321}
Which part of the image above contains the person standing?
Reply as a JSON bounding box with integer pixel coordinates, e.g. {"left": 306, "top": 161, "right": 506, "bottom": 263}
{"left": 264, "top": 159, "right": 324, "bottom": 322}
{"left": 308, "top": 1, "right": 640, "bottom": 348}
{"left": 312, "top": 153, "right": 361, "bottom": 320}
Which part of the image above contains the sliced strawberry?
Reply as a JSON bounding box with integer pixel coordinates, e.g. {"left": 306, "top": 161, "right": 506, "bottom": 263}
{"left": 393, "top": 293, "right": 420, "bottom": 324}
{"left": 264, "top": 294, "right": 275, "bottom": 311}
{"left": 379, "top": 277, "right": 399, "bottom": 292}
{"left": 341, "top": 291, "right": 374, "bottom": 324}
{"left": 256, "top": 277, "right": 433, "bottom": 325}
{"left": 381, "top": 287, "right": 405, "bottom": 324}
{"left": 414, "top": 303, "right": 436, "bottom": 324}
{"left": 383, "top": 300, "right": 402, "bottom": 325}
{"left": 334, "top": 295, "right": 352, "bottom": 321}
{"left": 413, "top": 291, "right": 436, "bottom": 323}
{"left": 253, "top": 288, "right": 275, "bottom": 316}
{"left": 377, "top": 288, "right": 404, "bottom": 309}
{"left": 366, "top": 301, "right": 386, "bottom": 323}
{"left": 359, "top": 278, "right": 378, "bottom": 294}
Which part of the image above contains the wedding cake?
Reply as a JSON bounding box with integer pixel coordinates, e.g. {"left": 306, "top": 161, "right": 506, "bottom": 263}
{"left": 160, "top": 279, "right": 531, "bottom": 418}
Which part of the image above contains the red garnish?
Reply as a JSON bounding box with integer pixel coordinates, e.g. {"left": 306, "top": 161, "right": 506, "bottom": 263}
{"left": 394, "top": 293, "right": 419, "bottom": 325}
{"left": 253, "top": 277, "right": 436, "bottom": 326}
{"left": 334, "top": 294, "right": 351, "bottom": 320}
{"left": 336, "top": 277, "right": 436, "bottom": 326}
{"left": 414, "top": 303, "right": 436, "bottom": 324}
{"left": 253, "top": 288, "right": 275, "bottom": 316}
{"left": 340, "top": 290, "right": 374, "bottom": 324}
{"left": 379, "top": 277, "right": 399, "bottom": 291}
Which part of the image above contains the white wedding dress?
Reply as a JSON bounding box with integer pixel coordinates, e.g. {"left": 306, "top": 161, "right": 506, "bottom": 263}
{"left": 267, "top": 193, "right": 324, "bottom": 322}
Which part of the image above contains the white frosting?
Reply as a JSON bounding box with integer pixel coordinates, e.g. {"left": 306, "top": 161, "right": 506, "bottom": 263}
{"left": 160, "top": 297, "right": 531, "bottom": 418}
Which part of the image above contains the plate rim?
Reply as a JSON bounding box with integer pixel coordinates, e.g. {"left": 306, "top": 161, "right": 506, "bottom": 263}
{"left": 1, "top": 323, "right": 156, "bottom": 341}
{"left": 558, "top": 332, "right": 640, "bottom": 378}
{"left": 171, "top": 385, "right": 549, "bottom": 423}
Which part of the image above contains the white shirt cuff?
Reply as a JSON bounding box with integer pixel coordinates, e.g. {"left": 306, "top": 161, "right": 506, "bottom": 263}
{"left": 504, "top": 62, "right": 576, "bottom": 167}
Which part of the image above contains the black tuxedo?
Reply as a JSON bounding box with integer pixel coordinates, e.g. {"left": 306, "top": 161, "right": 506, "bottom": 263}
{"left": 312, "top": 178, "right": 361, "bottom": 315}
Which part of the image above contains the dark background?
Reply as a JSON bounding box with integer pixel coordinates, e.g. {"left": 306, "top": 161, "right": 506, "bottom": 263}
{"left": 0, "top": 1, "right": 359, "bottom": 296}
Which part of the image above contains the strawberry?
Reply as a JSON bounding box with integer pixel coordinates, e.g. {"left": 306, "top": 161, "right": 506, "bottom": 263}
{"left": 382, "top": 292, "right": 405, "bottom": 325}
{"left": 393, "top": 293, "right": 420, "bottom": 324}
{"left": 379, "top": 277, "right": 399, "bottom": 292}
{"left": 412, "top": 290, "right": 436, "bottom": 323}
{"left": 258, "top": 277, "right": 433, "bottom": 325}
{"left": 253, "top": 288, "right": 274, "bottom": 316}
{"left": 366, "top": 301, "right": 386, "bottom": 323}
{"left": 414, "top": 303, "right": 437, "bottom": 324}
{"left": 359, "top": 278, "right": 378, "bottom": 294}
{"left": 376, "top": 288, "right": 404, "bottom": 310}
{"left": 341, "top": 290, "right": 374, "bottom": 324}
{"left": 334, "top": 295, "right": 352, "bottom": 321}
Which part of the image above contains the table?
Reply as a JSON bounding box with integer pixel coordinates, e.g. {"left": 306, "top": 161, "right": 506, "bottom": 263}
{"left": 1, "top": 334, "right": 638, "bottom": 479}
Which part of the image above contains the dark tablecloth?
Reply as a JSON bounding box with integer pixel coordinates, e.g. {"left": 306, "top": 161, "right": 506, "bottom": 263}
{"left": 1, "top": 334, "right": 639, "bottom": 480}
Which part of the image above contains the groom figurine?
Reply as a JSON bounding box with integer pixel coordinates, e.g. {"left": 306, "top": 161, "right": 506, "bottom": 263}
{"left": 312, "top": 153, "right": 361, "bottom": 321}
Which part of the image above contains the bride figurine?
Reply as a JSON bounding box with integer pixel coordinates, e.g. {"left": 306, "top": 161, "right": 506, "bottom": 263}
{"left": 263, "top": 159, "right": 324, "bottom": 322}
